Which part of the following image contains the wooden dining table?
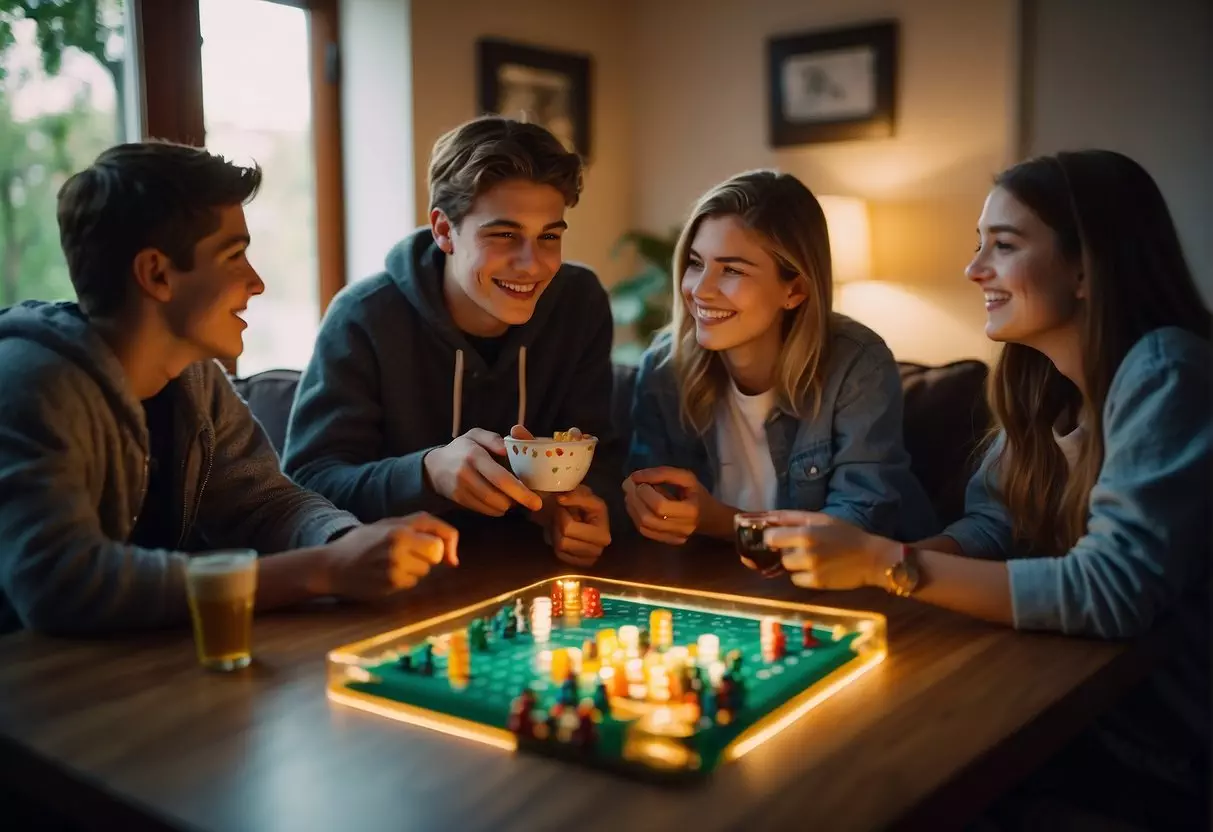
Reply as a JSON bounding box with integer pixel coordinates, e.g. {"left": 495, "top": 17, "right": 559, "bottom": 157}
{"left": 0, "top": 523, "right": 1159, "bottom": 832}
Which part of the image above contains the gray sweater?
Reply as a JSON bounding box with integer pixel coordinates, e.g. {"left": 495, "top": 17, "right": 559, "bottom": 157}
{"left": 0, "top": 302, "right": 359, "bottom": 635}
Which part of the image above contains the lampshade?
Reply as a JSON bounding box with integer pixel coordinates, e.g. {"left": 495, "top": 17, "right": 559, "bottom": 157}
{"left": 818, "top": 195, "right": 872, "bottom": 283}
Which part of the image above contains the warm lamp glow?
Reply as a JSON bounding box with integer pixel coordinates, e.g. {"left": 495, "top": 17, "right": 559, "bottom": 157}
{"left": 818, "top": 195, "right": 872, "bottom": 283}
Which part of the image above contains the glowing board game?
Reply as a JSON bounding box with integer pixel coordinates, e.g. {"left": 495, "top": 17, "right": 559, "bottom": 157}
{"left": 326, "top": 576, "right": 886, "bottom": 781}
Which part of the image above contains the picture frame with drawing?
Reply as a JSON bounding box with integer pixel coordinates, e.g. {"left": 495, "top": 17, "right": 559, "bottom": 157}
{"left": 476, "top": 38, "right": 593, "bottom": 160}
{"left": 767, "top": 21, "right": 899, "bottom": 147}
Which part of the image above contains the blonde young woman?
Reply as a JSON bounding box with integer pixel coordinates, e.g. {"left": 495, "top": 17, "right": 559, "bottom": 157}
{"left": 622, "top": 170, "right": 936, "bottom": 552}
{"left": 764, "top": 150, "right": 1210, "bottom": 828}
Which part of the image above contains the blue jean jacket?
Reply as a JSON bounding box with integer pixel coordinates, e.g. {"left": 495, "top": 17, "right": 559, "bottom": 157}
{"left": 942, "top": 326, "right": 1211, "bottom": 789}
{"left": 626, "top": 315, "right": 938, "bottom": 541}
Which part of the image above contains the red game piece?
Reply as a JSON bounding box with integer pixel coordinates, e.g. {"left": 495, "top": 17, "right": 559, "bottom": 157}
{"left": 550, "top": 582, "right": 563, "bottom": 616}
{"left": 581, "top": 587, "right": 602, "bottom": 618}
{"left": 802, "top": 621, "right": 820, "bottom": 650}
{"left": 508, "top": 688, "right": 537, "bottom": 738}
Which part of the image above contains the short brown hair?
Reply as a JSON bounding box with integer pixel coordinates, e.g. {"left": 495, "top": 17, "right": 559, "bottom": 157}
{"left": 428, "top": 116, "right": 582, "bottom": 226}
{"left": 57, "top": 141, "right": 262, "bottom": 318}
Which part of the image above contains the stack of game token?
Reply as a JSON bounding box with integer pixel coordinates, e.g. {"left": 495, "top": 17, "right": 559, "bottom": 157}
{"left": 580, "top": 587, "right": 603, "bottom": 618}
{"left": 618, "top": 625, "right": 640, "bottom": 656}
{"left": 760, "top": 617, "right": 786, "bottom": 662}
{"left": 649, "top": 609, "right": 673, "bottom": 649}
{"left": 550, "top": 648, "right": 570, "bottom": 682}
{"left": 596, "top": 628, "right": 618, "bottom": 659}
{"left": 531, "top": 597, "right": 552, "bottom": 643}
{"left": 561, "top": 580, "right": 582, "bottom": 618}
{"left": 447, "top": 630, "right": 470, "bottom": 687}
{"left": 697, "top": 633, "right": 720, "bottom": 665}
{"left": 550, "top": 583, "right": 563, "bottom": 616}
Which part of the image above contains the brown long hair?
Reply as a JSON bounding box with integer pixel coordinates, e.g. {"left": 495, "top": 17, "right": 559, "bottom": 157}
{"left": 989, "top": 150, "right": 1210, "bottom": 553}
{"left": 668, "top": 171, "right": 833, "bottom": 435}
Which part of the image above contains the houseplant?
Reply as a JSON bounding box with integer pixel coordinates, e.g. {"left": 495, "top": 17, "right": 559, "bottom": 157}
{"left": 608, "top": 228, "right": 679, "bottom": 364}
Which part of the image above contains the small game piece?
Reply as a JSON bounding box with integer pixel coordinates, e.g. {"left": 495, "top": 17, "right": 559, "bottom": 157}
{"left": 419, "top": 643, "right": 435, "bottom": 675}
{"left": 726, "top": 649, "right": 743, "bottom": 673}
{"left": 574, "top": 702, "right": 598, "bottom": 750}
{"left": 760, "top": 617, "right": 784, "bottom": 662}
{"left": 561, "top": 579, "right": 582, "bottom": 618}
{"left": 397, "top": 653, "right": 413, "bottom": 672}
{"left": 468, "top": 618, "right": 488, "bottom": 652}
{"left": 513, "top": 598, "right": 527, "bottom": 634}
{"left": 731, "top": 675, "right": 747, "bottom": 711}
{"left": 801, "top": 621, "right": 821, "bottom": 650}
{"left": 551, "top": 648, "right": 570, "bottom": 682}
{"left": 596, "top": 628, "right": 618, "bottom": 659}
{"left": 508, "top": 688, "right": 538, "bottom": 738}
{"left": 503, "top": 612, "right": 517, "bottom": 640}
{"left": 649, "top": 609, "right": 673, "bottom": 649}
{"left": 697, "top": 633, "right": 720, "bottom": 664}
{"left": 580, "top": 587, "right": 603, "bottom": 618}
{"left": 531, "top": 597, "right": 552, "bottom": 643}
{"left": 592, "top": 680, "right": 611, "bottom": 717}
{"left": 550, "top": 583, "right": 564, "bottom": 617}
{"left": 559, "top": 674, "right": 579, "bottom": 707}
{"left": 638, "top": 628, "right": 651, "bottom": 654}
{"left": 618, "top": 625, "right": 640, "bottom": 656}
{"left": 447, "top": 630, "right": 470, "bottom": 687}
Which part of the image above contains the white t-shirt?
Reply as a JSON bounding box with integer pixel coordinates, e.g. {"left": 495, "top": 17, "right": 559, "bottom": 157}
{"left": 713, "top": 380, "right": 779, "bottom": 511}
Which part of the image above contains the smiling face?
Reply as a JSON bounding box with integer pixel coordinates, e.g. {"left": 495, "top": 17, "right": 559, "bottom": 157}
{"left": 680, "top": 214, "right": 805, "bottom": 355}
{"left": 967, "top": 186, "right": 1086, "bottom": 351}
{"left": 158, "top": 204, "right": 265, "bottom": 362}
{"left": 432, "top": 179, "right": 568, "bottom": 337}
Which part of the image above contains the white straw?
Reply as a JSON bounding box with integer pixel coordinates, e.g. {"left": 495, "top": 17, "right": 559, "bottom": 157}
{"left": 452, "top": 349, "right": 464, "bottom": 439}
{"left": 517, "top": 345, "right": 527, "bottom": 427}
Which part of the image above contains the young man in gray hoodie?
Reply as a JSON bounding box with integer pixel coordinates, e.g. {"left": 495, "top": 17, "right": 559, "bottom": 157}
{"left": 284, "top": 117, "right": 617, "bottom": 566}
{"left": 0, "top": 142, "right": 459, "bottom": 636}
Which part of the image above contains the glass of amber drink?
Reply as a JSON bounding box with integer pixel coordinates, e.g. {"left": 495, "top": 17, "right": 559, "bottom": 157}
{"left": 186, "top": 550, "right": 258, "bottom": 671}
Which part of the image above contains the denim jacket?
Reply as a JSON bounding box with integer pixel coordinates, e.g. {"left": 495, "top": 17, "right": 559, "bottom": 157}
{"left": 626, "top": 314, "right": 937, "bottom": 541}
{"left": 942, "top": 326, "right": 1211, "bottom": 787}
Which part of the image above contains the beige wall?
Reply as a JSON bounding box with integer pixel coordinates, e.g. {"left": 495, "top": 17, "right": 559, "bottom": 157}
{"left": 1023, "top": 0, "right": 1213, "bottom": 305}
{"left": 409, "top": 0, "right": 633, "bottom": 285}
{"left": 628, "top": 0, "right": 1018, "bottom": 364}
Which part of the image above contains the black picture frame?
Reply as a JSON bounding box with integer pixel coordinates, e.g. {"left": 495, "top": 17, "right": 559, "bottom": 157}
{"left": 477, "top": 38, "right": 593, "bottom": 160}
{"left": 767, "top": 21, "right": 899, "bottom": 148}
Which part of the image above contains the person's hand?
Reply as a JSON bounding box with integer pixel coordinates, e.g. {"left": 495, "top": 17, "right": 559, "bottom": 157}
{"left": 622, "top": 467, "right": 706, "bottom": 545}
{"left": 423, "top": 428, "right": 543, "bottom": 516}
{"left": 322, "top": 513, "right": 458, "bottom": 600}
{"left": 548, "top": 485, "right": 611, "bottom": 567}
{"left": 762, "top": 512, "right": 893, "bottom": 590}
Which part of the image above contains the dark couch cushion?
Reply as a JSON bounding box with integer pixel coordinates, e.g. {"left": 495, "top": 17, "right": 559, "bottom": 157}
{"left": 234, "top": 359, "right": 991, "bottom": 529}
{"left": 898, "top": 360, "right": 991, "bottom": 526}
{"left": 230, "top": 369, "right": 302, "bottom": 458}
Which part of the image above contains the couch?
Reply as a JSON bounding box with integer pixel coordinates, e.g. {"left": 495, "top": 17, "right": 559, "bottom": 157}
{"left": 235, "top": 359, "right": 990, "bottom": 527}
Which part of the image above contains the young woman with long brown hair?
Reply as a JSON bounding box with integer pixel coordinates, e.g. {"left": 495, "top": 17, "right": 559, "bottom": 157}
{"left": 766, "top": 150, "right": 1210, "bottom": 827}
{"left": 623, "top": 170, "right": 935, "bottom": 549}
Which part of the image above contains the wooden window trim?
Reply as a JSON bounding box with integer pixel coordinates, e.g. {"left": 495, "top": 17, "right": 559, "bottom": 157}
{"left": 135, "top": 0, "right": 347, "bottom": 373}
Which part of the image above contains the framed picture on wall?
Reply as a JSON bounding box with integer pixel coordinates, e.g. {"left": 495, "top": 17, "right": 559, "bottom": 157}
{"left": 477, "top": 38, "right": 593, "bottom": 159}
{"left": 767, "top": 21, "right": 899, "bottom": 147}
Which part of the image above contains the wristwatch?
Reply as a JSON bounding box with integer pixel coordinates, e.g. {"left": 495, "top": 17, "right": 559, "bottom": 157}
{"left": 884, "top": 544, "right": 921, "bottom": 597}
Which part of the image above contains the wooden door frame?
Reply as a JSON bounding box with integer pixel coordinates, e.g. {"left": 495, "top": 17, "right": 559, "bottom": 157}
{"left": 136, "top": 0, "right": 348, "bottom": 375}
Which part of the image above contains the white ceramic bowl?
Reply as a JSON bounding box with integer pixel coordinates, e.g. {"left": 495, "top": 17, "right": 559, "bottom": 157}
{"left": 505, "top": 435, "right": 597, "bottom": 492}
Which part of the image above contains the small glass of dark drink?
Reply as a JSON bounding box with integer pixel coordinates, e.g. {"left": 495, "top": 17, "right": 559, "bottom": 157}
{"left": 734, "top": 511, "right": 796, "bottom": 578}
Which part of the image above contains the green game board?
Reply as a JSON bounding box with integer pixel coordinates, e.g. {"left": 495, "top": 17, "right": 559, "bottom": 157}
{"left": 341, "top": 594, "right": 862, "bottom": 780}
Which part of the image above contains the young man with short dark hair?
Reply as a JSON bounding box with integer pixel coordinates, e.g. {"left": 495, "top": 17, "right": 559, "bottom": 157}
{"left": 284, "top": 117, "right": 616, "bottom": 565}
{"left": 0, "top": 141, "right": 458, "bottom": 635}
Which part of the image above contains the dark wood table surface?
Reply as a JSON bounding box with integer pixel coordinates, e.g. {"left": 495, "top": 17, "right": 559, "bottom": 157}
{"left": 0, "top": 525, "right": 1158, "bottom": 832}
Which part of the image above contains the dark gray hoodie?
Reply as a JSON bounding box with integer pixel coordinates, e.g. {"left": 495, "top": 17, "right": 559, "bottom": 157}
{"left": 283, "top": 228, "right": 621, "bottom": 524}
{"left": 0, "top": 301, "right": 358, "bottom": 635}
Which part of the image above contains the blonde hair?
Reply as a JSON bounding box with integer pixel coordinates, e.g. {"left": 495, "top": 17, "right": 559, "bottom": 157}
{"left": 668, "top": 170, "right": 834, "bottom": 435}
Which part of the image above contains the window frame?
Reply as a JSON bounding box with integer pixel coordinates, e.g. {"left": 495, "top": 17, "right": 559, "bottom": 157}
{"left": 137, "top": 0, "right": 347, "bottom": 374}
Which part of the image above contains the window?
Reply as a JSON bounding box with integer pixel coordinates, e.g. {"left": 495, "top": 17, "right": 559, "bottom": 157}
{"left": 0, "top": 0, "right": 140, "bottom": 306}
{"left": 200, "top": 0, "right": 320, "bottom": 375}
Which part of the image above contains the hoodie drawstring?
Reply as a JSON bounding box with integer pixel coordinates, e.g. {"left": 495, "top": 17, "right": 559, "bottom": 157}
{"left": 450, "top": 345, "right": 527, "bottom": 439}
